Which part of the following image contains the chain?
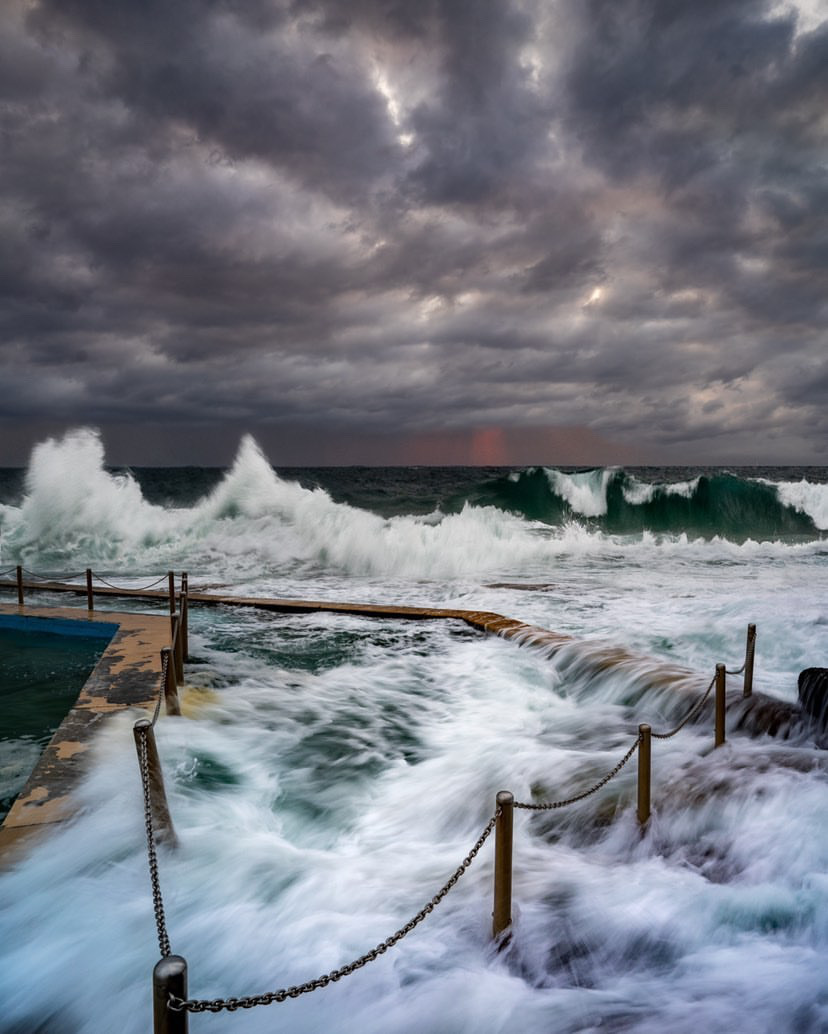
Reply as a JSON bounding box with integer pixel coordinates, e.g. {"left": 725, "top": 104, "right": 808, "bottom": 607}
{"left": 514, "top": 735, "right": 640, "bottom": 811}
{"left": 152, "top": 653, "right": 168, "bottom": 726}
{"left": 170, "top": 812, "right": 499, "bottom": 1014}
{"left": 727, "top": 625, "right": 756, "bottom": 676}
{"left": 651, "top": 673, "right": 716, "bottom": 740}
{"left": 137, "top": 727, "right": 172, "bottom": 959}
{"left": 11, "top": 567, "right": 168, "bottom": 590}
{"left": 92, "top": 572, "right": 171, "bottom": 591}
{"left": 21, "top": 568, "right": 86, "bottom": 582}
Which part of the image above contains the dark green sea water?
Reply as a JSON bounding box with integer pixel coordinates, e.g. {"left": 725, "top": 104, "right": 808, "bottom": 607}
{"left": 0, "top": 629, "right": 106, "bottom": 817}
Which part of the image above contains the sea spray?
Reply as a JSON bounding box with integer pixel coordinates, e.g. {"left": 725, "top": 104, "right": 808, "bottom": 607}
{"left": 1, "top": 613, "right": 826, "bottom": 1034}
{"left": 1, "top": 432, "right": 827, "bottom": 1033}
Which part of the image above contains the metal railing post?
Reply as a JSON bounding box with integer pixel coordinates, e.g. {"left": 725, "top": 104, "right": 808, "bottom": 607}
{"left": 743, "top": 623, "right": 756, "bottom": 698}
{"left": 86, "top": 568, "right": 94, "bottom": 611}
{"left": 133, "top": 719, "right": 177, "bottom": 846}
{"left": 161, "top": 647, "right": 181, "bottom": 716}
{"left": 180, "top": 573, "right": 189, "bottom": 661}
{"left": 172, "top": 615, "right": 184, "bottom": 685}
{"left": 715, "top": 664, "right": 726, "bottom": 747}
{"left": 153, "top": 955, "right": 188, "bottom": 1033}
{"left": 637, "top": 724, "right": 651, "bottom": 826}
{"left": 16, "top": 565, "right": 23, "bottom": 606}
{"left": 492, "top": 790, "right": 514, "bottom": 942}
{"left": 168, "top": 571, "right": 175, "bottom": 617}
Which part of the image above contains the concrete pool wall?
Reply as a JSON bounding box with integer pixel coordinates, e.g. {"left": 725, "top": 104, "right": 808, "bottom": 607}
{"left": 0, "top": 604, "right": 172, "bottom": 861}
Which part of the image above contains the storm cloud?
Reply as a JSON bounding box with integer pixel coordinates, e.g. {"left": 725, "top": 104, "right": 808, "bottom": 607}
{"left": 1, "top": 0, "right": 825, "bottom": 464}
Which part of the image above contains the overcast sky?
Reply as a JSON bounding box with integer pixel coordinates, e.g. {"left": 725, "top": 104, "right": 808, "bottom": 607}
{"left": 1, "top": 0, "right": 826, "bottom": 466}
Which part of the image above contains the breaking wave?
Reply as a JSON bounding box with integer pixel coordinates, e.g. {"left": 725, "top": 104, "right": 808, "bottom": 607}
{"left": 0, "top": 430, "right": 824, "bottom": 583}
{"left": 456, "top": 466, "right": 826, "bottom": 538}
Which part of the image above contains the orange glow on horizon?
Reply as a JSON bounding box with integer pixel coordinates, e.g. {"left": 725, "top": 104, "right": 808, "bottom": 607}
{"left": 469, "top": 427, "right": 509, "bottom": 465}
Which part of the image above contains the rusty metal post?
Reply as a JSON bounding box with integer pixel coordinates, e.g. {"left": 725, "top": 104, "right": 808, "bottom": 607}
{"left": 153, "top": 955, "right": 188, "bottom": 1034}
{"left": 16, "top": 565, "right": 23, "bottom": 606}
{"left": 86, "top": 568, "right": 94, "bottom": 611}
{"left": 180, "top": 573, "right": 189, "bottom": 661}
{"left": 133, "top": 719, "right": 177, "bottom": 846}
{"left": 715, "top": 664, "right": 726, "bottom": 747}
{"left": 743, "top": 623, "right": 756, "bottom": 698}
{"left": 637, "top": 724, "right": 651, "bottom": 826}
{"left": 168, "top": 571, "right": 175, "bottom": 616}
{"left": 161, "top": 647, "right": 181, "bottom": 716}
{"left": 172, "top": 615, "right": 184, "bottom": 685}
{"left": 492, "top": 790, "right": 514, "bottom": 942}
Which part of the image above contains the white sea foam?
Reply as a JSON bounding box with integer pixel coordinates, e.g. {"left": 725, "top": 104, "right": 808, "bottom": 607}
{"left": 622, "top": 475, "right": 700, "bottom": 505}
{"left": 1, "top": 426, "right": 827, "bottom": 1032}
{"left": 770, "top": 478, "right": 828, "bottom": 531}
{"left": 544, "top": 467, "right": 615, "bottom": 516}
{"left": 1, "top": 616, "right": 825, "bottom": 1034}
{"left": 2, "top": 432, "right": 824, "bottom": 589}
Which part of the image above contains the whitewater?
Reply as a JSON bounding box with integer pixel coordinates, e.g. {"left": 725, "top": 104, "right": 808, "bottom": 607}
{"left": 0, "top": 428, "right": 826, "bottom": 1033}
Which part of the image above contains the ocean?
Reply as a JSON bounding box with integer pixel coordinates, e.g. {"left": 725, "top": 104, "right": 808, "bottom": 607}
{"left": 0, "top": 428, "right": 827, "bottom": 1033}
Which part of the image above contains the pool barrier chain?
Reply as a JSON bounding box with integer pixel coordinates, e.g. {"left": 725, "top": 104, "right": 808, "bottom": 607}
{"left": 134, "top": 628, "right": 758, "bottom": 1032}
{"left": 0, "top": 569, "right": 757, "bottom": 1029}
{"left": 9, "top": 566, "right": 184, "bottom": 615}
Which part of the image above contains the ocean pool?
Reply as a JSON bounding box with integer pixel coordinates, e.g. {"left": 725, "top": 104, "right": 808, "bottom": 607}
{"left": 0, "top": 617, "right": 115, "bottom": 817}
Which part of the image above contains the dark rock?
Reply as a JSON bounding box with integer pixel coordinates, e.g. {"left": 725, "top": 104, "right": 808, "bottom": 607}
{"left": 728, "top": 693, "right": 801, "bottom": 739}
{"left": 798, "top": 668, "right": 828, "bottom": 732}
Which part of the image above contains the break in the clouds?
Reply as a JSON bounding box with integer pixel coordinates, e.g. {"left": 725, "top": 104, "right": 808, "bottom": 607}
{"left": 0, "top": 0, "right": 826, "bottom": 464}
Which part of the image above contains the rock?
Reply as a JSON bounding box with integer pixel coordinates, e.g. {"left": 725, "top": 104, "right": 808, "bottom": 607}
{"left": 728, "top": 693, "right": 800, "bottom": 739}
{"left": 798, "top": 668, "right": 828, "bottom": 732}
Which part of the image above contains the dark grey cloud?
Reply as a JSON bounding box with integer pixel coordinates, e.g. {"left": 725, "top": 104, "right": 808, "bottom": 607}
{"left": 0, "top": 0, "right": 825, "bottom": 464}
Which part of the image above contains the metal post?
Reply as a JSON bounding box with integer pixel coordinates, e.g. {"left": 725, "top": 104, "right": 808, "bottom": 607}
{"left": 180, "top": 573, "right": 189, "bottom": 661}
{"left": 172, "top": 615, "right": 184, "bottom": 685}
{"left": 133, "top": 719, "right": 177, "bottom": 846}
{"left": 153, "top": 955, "right": 188, "bottom": 1034}
{"left": 86, "top": 568, "right": 94, "bottom": 611}
{"left": 743, "top": 623, "right": 756, "bottom": 698}
{"left": 16, "top": 565, "right": 23, "bottom": 606}
{"left": 715, "top": 663, "right": 726, "bottom": 747}
{"left": 637, "top": 724, "right": 651, "bottom": 826}
{"left": 161, "top": 647, "right": 181, "bottom": 716}
{"left": 168, "top": 571, "right": 175, "bottom": 616}
{"left": 492, "top": 790, "right": 514, "bottom": 942}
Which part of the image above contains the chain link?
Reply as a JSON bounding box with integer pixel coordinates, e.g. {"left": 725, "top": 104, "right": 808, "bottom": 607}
{"left": 651, "top": 673, "right": 716, "bottom": 740}
{"left": 514, "top": 735, "right": 640, "bottom": 811}
{"left": 128, "top": 616, "right": 752, "bottom": 1017}
{"left": 152, "top": 652, "right": 168, "bottom": 726}
{"left": 136, "top": 727, "right": 172, "bottom": 959}
{"left": 170, "top": 812, "right": 499, "bottom": 1014}
{"left": 20, "top": 567, "right": 86, "bottom": 582}
{"left": 92, "top": 571, "right": 171, "bottom": 592}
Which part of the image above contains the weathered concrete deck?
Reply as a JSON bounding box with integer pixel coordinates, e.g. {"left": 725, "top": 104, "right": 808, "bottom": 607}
{"left": 0, "top": 603, "right": 170, "bottom": 862}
